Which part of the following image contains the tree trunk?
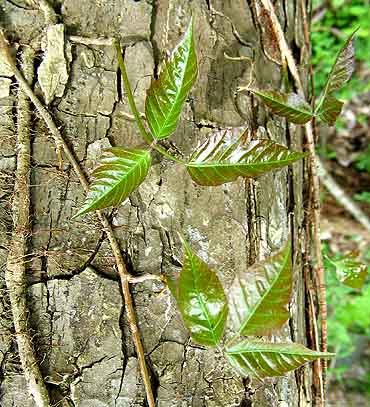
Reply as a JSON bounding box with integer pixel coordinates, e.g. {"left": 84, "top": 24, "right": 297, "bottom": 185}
{"left": 0, "top": 0, "right": 313, "bottom": 406}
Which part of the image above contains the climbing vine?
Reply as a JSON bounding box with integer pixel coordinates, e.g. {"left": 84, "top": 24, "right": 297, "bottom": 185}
{"left": 0, "top": 5, "right": 358, "bottom": 405}
{"left": 74, "top": 19, "right": 359, "bottom": 382}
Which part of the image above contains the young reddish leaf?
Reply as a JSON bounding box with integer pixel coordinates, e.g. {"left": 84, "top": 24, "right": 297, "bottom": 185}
{"left": 145, "top": 18, "right": 198, "bottom": 140}
{"left": 229, "top": 240, "right": 292, "bottom": 336}
{"left": 251, "top": 89, "right": 314, "bottom": 124}
{"left": 175, "top": 238, "right": 228, "bottom": 346}
{"left": 326, "top": 251, "right": 368, "bottom": 289}
{"left": 316, "top": 30, "right": 356, "bottom": 123}
{"left": 316, "top": 95, "right": 343, "bottom": 125}
{"left": 225, "top": 340, "right": 335, "bottom": 380}
{"left": 74, "top": 148, "right": 151, "bottom": 217}
{"left": 186, "top": 128, "right": 307, "bottom": 186}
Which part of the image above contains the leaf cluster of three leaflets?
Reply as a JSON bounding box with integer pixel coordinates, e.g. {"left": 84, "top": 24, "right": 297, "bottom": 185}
{"left": 172, "top": 239, "right": 333, "bottom": 379}
{"left": 74, "top": 21, "right": 306, "bottom": 218}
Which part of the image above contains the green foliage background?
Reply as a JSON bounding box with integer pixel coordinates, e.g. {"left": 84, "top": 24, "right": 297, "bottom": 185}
{"left": 312, "top": 0, "right": 370, "bottom": 100}
{"left": 313, "top": 0, "right": 370, "bottom": 395}
{"left": 324, "top": 243, "right": 370, "bottom": 393}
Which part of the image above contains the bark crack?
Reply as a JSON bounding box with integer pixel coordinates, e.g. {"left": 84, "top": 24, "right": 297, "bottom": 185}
{"left": 115, "top": 298, "right": 129, "bottom": 405}
{"left": 149, "top": 0, "right": 160, "bottom": 79}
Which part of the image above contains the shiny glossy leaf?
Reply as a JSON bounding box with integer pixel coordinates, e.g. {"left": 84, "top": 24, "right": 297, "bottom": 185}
{"left": 326, "top": 251, "right": 368, "bottom": 289}
{"left": 316, "top": 30, "right": 356, "bottom": 122}
{"left": 74, "top": 148, "right": 151, "bottom": 217}
{"left": 320, "top": 30, "right": 356, "bottom": 98}
{"left": 251, "top": 90, "right": 314, "bottom": 124}
{"left": 175, "top": 238, "right": 228, "bottom": 346}
{"left": 229, "top": 240, "right": 292, "bottom": 336}
{"left": 145, "top": 19, "right": 198, "bottom": 140}
{"left": 186, "top": 128, "right": 307, "bottom": 186}
{"left": 225, "top": 340, "right": 335, "bottom": 379}
{"left": 316, "top": 95, "right": 343, "bottom": 125}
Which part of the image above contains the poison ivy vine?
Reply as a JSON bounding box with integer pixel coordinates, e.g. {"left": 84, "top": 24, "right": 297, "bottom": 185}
{"left": 73, "top": 19, "right": 348, "bottom": 379}
{"left": 249, "top": 29, "right": 357, "bottom": 126}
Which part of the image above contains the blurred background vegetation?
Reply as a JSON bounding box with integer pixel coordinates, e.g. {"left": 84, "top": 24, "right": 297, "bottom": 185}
{"left": 311, "top": 1, "right": 370, "bottom": 404}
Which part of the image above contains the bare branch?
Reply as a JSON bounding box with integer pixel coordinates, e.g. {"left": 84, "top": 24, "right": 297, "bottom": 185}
{"left": 318, "top": 160, "right": 370, "bottom": 233}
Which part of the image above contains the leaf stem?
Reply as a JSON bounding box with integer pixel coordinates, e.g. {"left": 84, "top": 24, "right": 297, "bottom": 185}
{"left": 150, "top": 139, "right": 186, "bottom": 164}
{"left": 113, "top": 39, "right": 184, "bottom": 164}
{"left": 113, "top": 39, "right": 152, "bottom": 144}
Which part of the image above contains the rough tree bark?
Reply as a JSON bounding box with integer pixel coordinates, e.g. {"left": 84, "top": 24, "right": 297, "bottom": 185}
{"left": 0, "top": 1, "right": 313, "bottom": 406}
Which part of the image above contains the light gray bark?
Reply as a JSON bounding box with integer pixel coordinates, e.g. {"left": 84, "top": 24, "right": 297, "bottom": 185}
{"left": 0, "top": 1, "right": 312, "bottom": 405}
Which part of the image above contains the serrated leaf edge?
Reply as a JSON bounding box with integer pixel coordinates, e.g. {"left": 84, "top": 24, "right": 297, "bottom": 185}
{"left": 73, "top": 148, "right": 151, "bottom": 218}
{"left": 225, "top": 340, "right": 335, "bottom": 379}
{"left": 251, "top": 89, "right": 314, "bottom": 124}
{"left": 179, "top": 237, "right": 228, "bottom": 346}
{"left": 145, "top": 18, "right": 197, "bottom": 140}
{"left": 315, "top": 29, "right": 357, "bottom": 119}
{"left": 238, "top": 240, "right": 292, "bottom": 335}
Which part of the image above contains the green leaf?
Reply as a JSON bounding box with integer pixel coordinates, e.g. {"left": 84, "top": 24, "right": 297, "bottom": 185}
{"left": 355, "top": 146, "right": 370, "bottom": 173}
{"left": 175, "top": 238, "right": 228, "bottom": 346}
{"left": 251, "top": 90, "right": 314, "bottom": 124}
{"left": 74, "top": 148, "right": 151, "bottom": 217}
{"left": 225, "top": 340, "right": 335, "bottom": 379}
{"left": 316, "top": 30, "right": 356, "bottom": 121}
{"left": 229, "top": 240, "right": 292, "bottom": 336}
{"left": 320, "top": 30, "right": 356, "bottom": 98}
{"left": 354, "top": 191, "right": 370, "bottom": 203}
{"left": 186, "top": 128, "right": 307, "bottom": 186}
{"left": 316, "top": 95, "right": 343, "bottom": 125}
{"left": 326, "top": 251, "right": 368, "bottom": 289}
{"left": 145, "top": 19, "right": 198, "bottom": 140}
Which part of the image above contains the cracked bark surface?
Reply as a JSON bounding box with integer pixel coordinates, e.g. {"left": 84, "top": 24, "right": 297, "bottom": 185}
{"left": 0, "top": 1, "right": 312, "bottom": 406}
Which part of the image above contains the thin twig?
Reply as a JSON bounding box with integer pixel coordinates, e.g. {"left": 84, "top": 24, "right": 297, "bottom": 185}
{"left": 112, "top": 40, "right": 152, "bottom": 146}
{"left": 0, "top": 30, "right": 155, "bottom": 407}
{"left": 69, "top": 35, "right": 115, "bottom": 47}
{"left": 318, "top": 160, "right": 370, "bottom": 233}
{"left": 223, "top": 52, "right": 252, "bottom": 62}
{"left": 259, "top": 0, "right": 326, "bottom": 404}
{"left": 304, "top": 254, "right": 325, "bottom": 405}
{"left": 5, "top": 46, "right": 52, "bottom": 407}
{"left": 129, "top": 274, "right": 164, "bottom": 284}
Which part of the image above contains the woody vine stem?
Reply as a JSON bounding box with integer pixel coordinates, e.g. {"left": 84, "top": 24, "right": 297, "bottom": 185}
{"left": 4, "top": 45, "right": 52, "bottom": 407}
{"left": 0, "top": 31, "right": 156, "bottom": 407}
{"left": 1, "top": 2, "right": 355, "bottom": 405}
{"left": 258, "top": 0, "right": 326, "bottom": 404}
